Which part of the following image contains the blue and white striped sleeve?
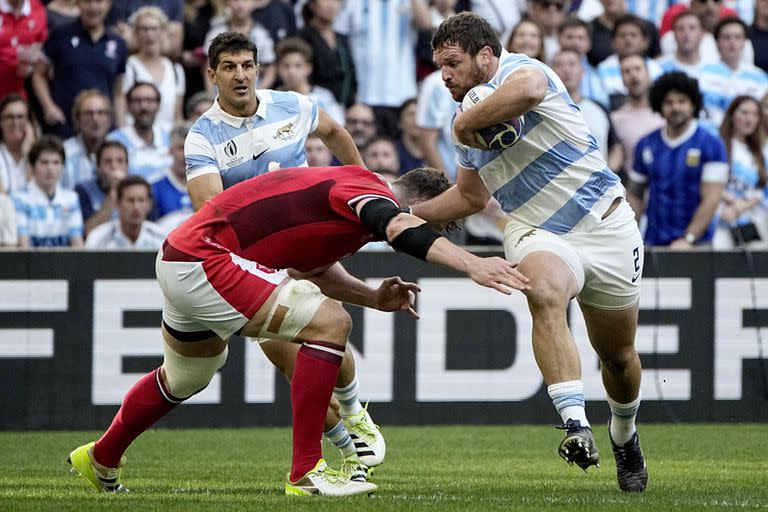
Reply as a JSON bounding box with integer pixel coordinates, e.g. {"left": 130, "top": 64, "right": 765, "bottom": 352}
{"left": 68, "top": 194, "right": 84, "bottom": 237}
{"left": 185, "top": 127, "right": 220, "bottom": 182}
{"left": 12, "top": 194, "right": 28, "bottom": 236}
{"left": 298, "top": 93, "right": 320, "bottom": 133}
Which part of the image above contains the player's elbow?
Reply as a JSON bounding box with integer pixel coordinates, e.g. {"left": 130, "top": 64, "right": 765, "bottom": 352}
{"left": 384, "top": 213, "right": 420, "bottom": 242}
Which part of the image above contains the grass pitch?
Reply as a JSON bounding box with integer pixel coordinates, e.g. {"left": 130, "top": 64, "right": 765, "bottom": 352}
{"left": 0, "top": 424, "right": 766, "bottom": 511}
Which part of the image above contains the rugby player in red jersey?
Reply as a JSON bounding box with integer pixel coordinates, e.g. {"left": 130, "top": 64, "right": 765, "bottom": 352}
{"left": 67, "top": 165, "right": 530, "bottom": 496}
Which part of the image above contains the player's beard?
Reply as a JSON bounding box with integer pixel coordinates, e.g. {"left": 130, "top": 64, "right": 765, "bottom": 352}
{"left": 451, "top": 63, "right": 489, "bottom": 101}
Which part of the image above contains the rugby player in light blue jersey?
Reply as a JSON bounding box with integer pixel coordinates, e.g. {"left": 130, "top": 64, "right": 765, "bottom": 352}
{"left": 184, "top": 32, "right": 384, "bottom": 480}
{"left": 411, "top": 12, "right": 648, "bottom": 492}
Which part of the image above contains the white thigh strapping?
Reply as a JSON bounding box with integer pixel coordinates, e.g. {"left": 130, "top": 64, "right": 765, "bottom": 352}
{"left": 255, "top": 279, "right": 327, "bottom": 342}
{"left": 161, "top": 342, "right": 228, "bottom": 401}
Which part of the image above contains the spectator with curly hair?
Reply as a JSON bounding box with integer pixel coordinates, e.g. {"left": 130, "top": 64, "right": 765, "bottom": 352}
{"left": 628, "top": 71, "right": 728, "bottom": 248}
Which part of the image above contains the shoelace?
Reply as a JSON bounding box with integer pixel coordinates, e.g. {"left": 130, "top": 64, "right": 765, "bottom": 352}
{"left": 346, "top": 403, "right": 379, "bottom": 442}
{"left": 317, "top": 465, "right": 349, "bottom": 485}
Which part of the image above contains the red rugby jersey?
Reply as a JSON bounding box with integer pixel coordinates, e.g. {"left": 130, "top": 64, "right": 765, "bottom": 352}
{"left": 0, "top": 0, "right": 47, "bottom": 99}
{"left": 168, "top": 165, "right": 398, "bottom": 272}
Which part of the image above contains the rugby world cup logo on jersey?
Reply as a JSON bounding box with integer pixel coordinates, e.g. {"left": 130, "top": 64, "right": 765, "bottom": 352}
{"left": 273, "top": 122, "right": 295, "bottom": 140}
{"left": 222, "top": 139, "right": 244, "bottom": 167}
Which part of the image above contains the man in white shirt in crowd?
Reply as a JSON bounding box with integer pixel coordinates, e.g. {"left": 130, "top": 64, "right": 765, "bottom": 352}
{"left": 62, "top": 90, "right": 113, "bottom": 189}
{"left": 106, "top": 82, "right": 171, "bottom": 181}
{"left": 86, "top": 175, "right": 166, "bottom": 249}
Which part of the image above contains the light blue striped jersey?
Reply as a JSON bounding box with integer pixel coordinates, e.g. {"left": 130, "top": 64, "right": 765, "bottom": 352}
{"left": 723, "top": 139, "right": 766, "bottom": 226}
{"left": 698, "top": 61, "right": 768, "bottom": 127}
{"left": 106, "top": 124, "right": 172, "bottom": 182}
{"left": 336, "top": 0, "right": 418, "bottom": 107}
{"left": 416, "top": 70, "right": 459, "bottom": 181}
{"left": 579, "top": 57, "right": 609, "bottom": 109}
{"left": 185, "top": 90, "right": 318, "bottom": 189}
{"left": 13, "top": 182, "right": 83, "bottom": 247}
{"left": 457, "top": 50, "right": 625, "bottom": 235}
{"left": 597, "top": 54, "right": 663, "bottom": 97}
{"left": 62, "top": 136, "right": 96, "bottom": 189}
{"left": 655, "top": 55, "right": 705, "bottom": 79}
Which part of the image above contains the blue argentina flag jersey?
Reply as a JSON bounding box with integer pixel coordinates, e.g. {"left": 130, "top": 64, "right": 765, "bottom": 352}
{"left": 457, "top": 51, "right": 624, "bottom": 235}
{"left": 185, "top": 90, "right": 319, "bottom": 189}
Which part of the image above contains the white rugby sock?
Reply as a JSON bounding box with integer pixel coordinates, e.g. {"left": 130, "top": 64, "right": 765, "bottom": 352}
{"left": 334, "top": 375, "right": 363, "bottom": 417}
{"left": 324, "top": 420, "right": 356, "bottom": 457}
{"left": 548, "top": 380, "right": 590, "bottom": 427}
{"left": 607, "top": 394, "right": 640, "bottom": 446}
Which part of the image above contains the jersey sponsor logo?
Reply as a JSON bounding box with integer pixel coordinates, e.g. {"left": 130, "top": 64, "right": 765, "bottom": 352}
{"left": 273, "top": 122, "right": 295, "bottom": 140}
{"left": 253, "top": 147, "right": 268, "bottom": 160}
{"left": 685, "top": 148, "right": 701, "bottom": 167}
{"left": 224, "top": 139, "right": 238, "bottom": 158}
{"left": 105, "top": 40, "right": 117, "bottom": 59}
{"left": 642, "top": 147, "right": 653, "bottom": 165}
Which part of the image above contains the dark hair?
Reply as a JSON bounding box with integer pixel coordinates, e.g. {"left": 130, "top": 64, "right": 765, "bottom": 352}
{"left": 208, "top": 31, "right": 259, "bottom": 70}
{"left": 720, "top": 95, "right": 767, "bottom": 187}
{"left": 0, "top": 93, "right": 28, "bottom": 144}
{"left": 96, "top": 140, "right": 129, "bottom": 166}
{"left": 395, "top": 167, "right": 452, "bottom": 204}
{"left": 558, "top": 16, "right": 591, "bottom": 36}
{"left": 28, "top": 135, "right": 65, "bottom": 166}
{"left": 394, "top": 167, "right": 457, "bottom": 231}
{"left": 0, "top": 93, "right": 27, "bottom": 118}
{"left": 672, "top": 9, "right": 703, "bottom": 30}
{"left": 363, "top": 134, "right": 398, "bottom": 153}
{"left": 714, "top": 16, "right": 748, "bottom": 40}
{"left": 612, "top": 14, "right": 649, "bottom": 40}
{"left": 432, "top": 12, "right": 501, "bottom": 57}
{"left": 552, "top": 48, "right": 582, "bottom": 62}
{"left": 618, "top": 52, "right": 647, "bottom": 65}
{"left": 648, "top": 71, "right": 703, "bottom": 117}
{"left": 507, "top": 20, "right": 546, "bottom": 62}
{"left": 116, "top": 175, "right": 152, "bottom": 202}
{"left": 276, "top": 37, "right": 313, "bottom": 64}
{"left": 126, "top": 81, "right": 161, "bottom": 102}
{"left": 397, "top": 98, "right": 417, "bottom": 120}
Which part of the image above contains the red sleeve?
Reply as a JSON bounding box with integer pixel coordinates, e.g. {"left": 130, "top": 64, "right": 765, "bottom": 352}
{"left": 328, "top": 166, "right": 398, "bottom": 220}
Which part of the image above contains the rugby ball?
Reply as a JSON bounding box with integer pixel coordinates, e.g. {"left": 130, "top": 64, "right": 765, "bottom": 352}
{"left": 459, "top": 83, "right": 524, "bottom": 150}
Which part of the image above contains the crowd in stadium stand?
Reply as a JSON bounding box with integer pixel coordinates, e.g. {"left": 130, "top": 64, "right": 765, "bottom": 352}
{"left": 2, "top": 0, "right": 768, "bottom": 250}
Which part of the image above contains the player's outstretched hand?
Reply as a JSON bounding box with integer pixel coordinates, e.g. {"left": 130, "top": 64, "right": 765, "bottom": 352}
{"left": 374, "top": 276, "right": 421, "bottom": 319}
{"left": 468, "top": 256, "right": 530, "bottom": 295}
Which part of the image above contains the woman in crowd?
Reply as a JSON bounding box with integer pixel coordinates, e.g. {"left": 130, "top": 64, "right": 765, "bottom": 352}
{"left": 123, "top": 7, "right": 186, "bottom": 127}
{"left": 506, "top": 19, "right": 546, "bottom": 62}
{"left": 0, "top": 95, "right": 35, "bottom": 194}
{"left": 714, "top": 95, "right": 768, "bottom": 249}
{"left": 297, "top": 0, "right": 357, "bottom": 108}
